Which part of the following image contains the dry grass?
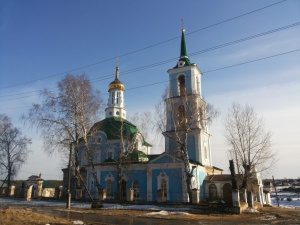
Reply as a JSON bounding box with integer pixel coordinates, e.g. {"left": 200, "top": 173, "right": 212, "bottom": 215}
{"left": 0, "top": 206, "right": 300, "bottom": 225}
{"left": 0, "top": 208, "right": 71, "bottom": 225}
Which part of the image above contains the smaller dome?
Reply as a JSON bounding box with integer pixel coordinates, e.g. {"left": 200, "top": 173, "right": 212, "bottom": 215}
{"left": 109, "top": 78, "right": 125, "bottom": 91}
{"left": 109, "top": 66, "right": 125, "bottom": 91}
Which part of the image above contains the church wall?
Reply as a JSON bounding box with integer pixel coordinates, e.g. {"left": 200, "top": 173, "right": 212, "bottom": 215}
{"left": 166, "top": 137, "right": 177, "bottom": 155}
{"left": 199, "top": 170, "right": 208, "bottom": 200}
{"left": 152, "top": 168, "right": 183, "bottom": 202}
{"left": 187, "top": 134, "right": 196, "bottom": 162}
{"left": 191, "top": 165, "right": 207, "bottom": 201}
{"left": 125, "top": 169, "right": 148, "bottom": 200}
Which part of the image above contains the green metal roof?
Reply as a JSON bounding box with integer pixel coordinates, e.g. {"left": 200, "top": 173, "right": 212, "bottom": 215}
{"left": 147, "top": 154, "right": 161, "bottom": 161}
{"left": 103, "top": 158, "right": 116, "bottom": 163}
{"left": 42, "top": 180, "right": 56, "bottom": 188}
{"left": 143, "top": 141, "right": 152, "bottom": 147}
{"left": 180, "top": 29, "right": 188, "bottom": 58}
{"left": 128, "top": 150, "right": 148, "bottom": 162}
{"left": 90, "top": 117, "right": 138, "bottom": 140}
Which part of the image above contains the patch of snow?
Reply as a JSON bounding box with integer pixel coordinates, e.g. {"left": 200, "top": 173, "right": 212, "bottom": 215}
{"left": 0, "top": 198, "right": 193, "bottom": 214}
{"left": 72, "top": 221, "right": 85, "bottom": 225}
{"left": 146, "top": 210, "right": 190, "bottom": 216}
{"left": 271, "top": 192, "right": 300, "bottom": 209}
{"left": 146, "top": 210, "right": 169, "bottom": 216}
{"left": 258, "top": 215, "right": 277, "bottom": 220}
{"left": 170, "top": 211, "right": 190, "bottom": 215}
{"left": 245, "top": 208, "right": 259, "bottom": 213}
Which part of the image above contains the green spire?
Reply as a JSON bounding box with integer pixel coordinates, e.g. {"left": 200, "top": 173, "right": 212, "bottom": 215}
{"left": 174, "top": 27, "right": 191, "bottom": 68}
{"left": 180, "top": 28, "right": 188, "bottom": 58}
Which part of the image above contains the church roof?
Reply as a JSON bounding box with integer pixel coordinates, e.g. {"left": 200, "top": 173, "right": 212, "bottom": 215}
{"left": 91, "top": 117, "right": 138, "bottom": 140}
{"left": 128, "top": 150, "right": 149, "bottom": 162}
{"left": 143, "top": 140, "right": 152, "bottom": 147}
{"left": 206, "top": 174, "right": 232, "bottom": 182}
{"left": 42, "top": 180, "right": 56, "bottom": 188}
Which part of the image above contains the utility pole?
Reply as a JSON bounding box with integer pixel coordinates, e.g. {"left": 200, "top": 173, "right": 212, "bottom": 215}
{"left": 67, "top": 142, "right": 72, "bottom": 209}
{"left": 272, "top": 176, "right": 279, "bottom": 207}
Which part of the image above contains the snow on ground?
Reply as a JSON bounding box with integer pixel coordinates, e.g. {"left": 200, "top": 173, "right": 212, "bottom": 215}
{"left": 271, "top": 191, "right": 300, "bottom": 209}
{"left": 1, "top": 192, "right": 300, "bottom": 214}
{"left": 0, "top": 197, "right": 193, "bottom": 213}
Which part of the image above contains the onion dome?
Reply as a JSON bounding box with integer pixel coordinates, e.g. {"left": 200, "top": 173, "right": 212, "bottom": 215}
{"left": 109, "top": 66, "right": 125, "bottom": 91}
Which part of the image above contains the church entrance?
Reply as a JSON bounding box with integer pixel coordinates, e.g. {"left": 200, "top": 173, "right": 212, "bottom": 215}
{"left": 223, "top": 183, "right": 232, "bottom": 203}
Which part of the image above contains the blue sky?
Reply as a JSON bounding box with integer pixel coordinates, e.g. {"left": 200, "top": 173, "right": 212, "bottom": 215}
{"left": 0, "top": 0, "right": 300, "bottom": 180}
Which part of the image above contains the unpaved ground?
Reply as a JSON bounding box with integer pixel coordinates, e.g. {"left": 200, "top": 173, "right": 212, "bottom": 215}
{"left": 0, "top": 206, "right": 300, "bottom": 225}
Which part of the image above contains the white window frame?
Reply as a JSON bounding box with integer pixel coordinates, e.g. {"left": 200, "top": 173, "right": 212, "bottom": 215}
{"left": 157, "top": 172, "right": 169, "bottom": 200}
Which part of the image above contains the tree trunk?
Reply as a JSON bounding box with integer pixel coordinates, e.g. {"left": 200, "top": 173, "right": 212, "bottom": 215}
{"left": 229, "top": 160, "right": 238, "bottom": 190}
{"left": 7, "top": 155, "right": 11, "bottom": 197}
{"left": 117, "top": 159, "right": 122, "bottom": 200}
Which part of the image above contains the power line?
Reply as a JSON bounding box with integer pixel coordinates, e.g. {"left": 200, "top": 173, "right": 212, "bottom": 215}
{"left": 0, "top": 21, "right": 299, "bottom": 100}
{"left": 0, "top": 47, "right": 299, "bottom": 111}
{"left": 203, "top": 49, "right": 300, "bottom": 74}
{"left": 0, "top": 0, "right": 288, "bottom": 91}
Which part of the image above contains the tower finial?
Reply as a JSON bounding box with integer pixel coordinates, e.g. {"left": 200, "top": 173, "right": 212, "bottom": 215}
{"left": 115, "top": 56, "right": 119, "bottom": 79}
{"left": 181, "top": 19, "right": 185, "bottom": 32}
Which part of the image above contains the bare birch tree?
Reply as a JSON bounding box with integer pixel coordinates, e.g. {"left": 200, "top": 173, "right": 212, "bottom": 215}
{"left": 22, "top": 74, "right": 103, "bottom": 204}
{"left": 0, "top": 114, "right": 31, "bottom": 194}
{"left": 130, "top": 112, "right": 152, "bottom": 141}
{"left": 100, "top": 117, "right": 140, "bottom": 200}
{"left": 223, "top": 103, "right": 276, "bottom": 190}
{"left": 155, "top": 86, "right": 219, "bottom": 202}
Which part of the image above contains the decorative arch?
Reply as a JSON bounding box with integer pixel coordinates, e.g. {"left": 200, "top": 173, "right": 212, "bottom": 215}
{"left": 157, "top": 171, "right": 169, "bottom": 199}
{"left": 132, "top": 180, "right": 140, "bottom": 199}
{"left": 209, "top": 184, "right": 217, "bottom": 200}
{"left": 105, "top": 173, "right": 115, "bottom": 199}
{"left": 178, "top": 74, "right": 186, "bottom": 96}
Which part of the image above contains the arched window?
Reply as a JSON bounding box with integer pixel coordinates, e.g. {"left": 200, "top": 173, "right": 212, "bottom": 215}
{"left": 116, "top": 92, "right": 120, "bottom": 104}
{"left": 96, "top": 137, "right": 101, "bottom": 144}
{"left": 178, "top": 75, "right": 186, "bottom": 96}
{"left": 157, "top": 172, "right": 169, "bottom": 200}
{"left": 133, "top": 180, "right": 140, "bottom": 198}
{"left": 209, "top": 184, "right": 217, "bottom": 200}
{"left": 161, "top": 178, "right": 167, "bottom": 197}
{"left": 106, "top": 179, "right": 113, "bottom": 197}
{"left": 111, "top": 92, "right": 115, "bottom": 104}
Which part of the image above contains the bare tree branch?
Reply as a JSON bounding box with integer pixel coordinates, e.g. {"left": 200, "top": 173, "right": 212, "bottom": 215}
{"left": 223, "top": 103, "right": 277, "bottom": 189}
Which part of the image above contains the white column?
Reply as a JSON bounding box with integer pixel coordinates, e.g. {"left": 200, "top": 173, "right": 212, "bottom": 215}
{"left": 232, "top": 189, "right": 240, "bottom": 207}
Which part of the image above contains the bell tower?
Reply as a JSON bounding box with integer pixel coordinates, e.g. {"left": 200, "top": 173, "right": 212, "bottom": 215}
{"left": 164, "top": 28, "right": 212, "bottom": 166}
{"left": 105, "top": 62, "right": 127, "bottom": 120}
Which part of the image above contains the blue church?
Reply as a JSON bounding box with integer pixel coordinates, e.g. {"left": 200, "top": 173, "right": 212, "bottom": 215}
{"left": 75, "top": 28, "right": 224, "bottom": 203}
